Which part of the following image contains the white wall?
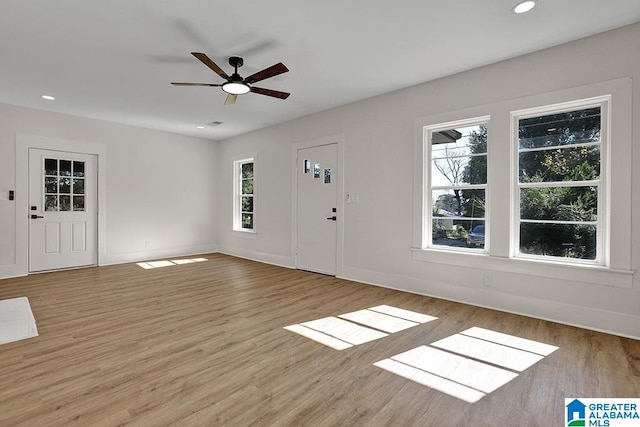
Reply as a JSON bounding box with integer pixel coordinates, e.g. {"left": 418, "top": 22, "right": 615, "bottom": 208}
{"left": 1, "top": 23, "right": 638, "bottom": 339}
{"left": 0, "top": 104, "right": 218, "bottom": 278}
{"left": 217, "top": 23, "right": 640, "bottom": 339}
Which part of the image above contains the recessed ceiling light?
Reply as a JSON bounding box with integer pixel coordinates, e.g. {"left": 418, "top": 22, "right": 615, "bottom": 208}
{"left": 513, "top": 0, "right": 536, "bottom": 14}
{"left": 195, "top": 125, "right": 205, "bottom": 129}
{"left": 41, "top": 95, "right": 55, "bottom": 101}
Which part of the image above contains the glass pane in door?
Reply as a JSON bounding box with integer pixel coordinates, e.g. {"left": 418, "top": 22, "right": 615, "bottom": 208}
{"left": 43, "top": 158, "right": 86, "bottom": 212}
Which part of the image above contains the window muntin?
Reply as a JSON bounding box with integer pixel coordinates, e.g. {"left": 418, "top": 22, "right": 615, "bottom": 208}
{"left": 233, "top": 158, "right": 255, "bottom": 231}
{"left": 44, "top": 158, "right": 85, "bottom": 212}
{"left": 515, "top": 105, "right": 604, "bottom": 262}
{"left": 427, "top": 121, "right": 488, "bottom": 251}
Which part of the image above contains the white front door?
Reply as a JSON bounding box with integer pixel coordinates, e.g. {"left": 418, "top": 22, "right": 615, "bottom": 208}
{"left": 29, "top": 149, "right": 98, "bottom": 272}
{"left": 296, "top": 143, "right": 338, "bottom": 275}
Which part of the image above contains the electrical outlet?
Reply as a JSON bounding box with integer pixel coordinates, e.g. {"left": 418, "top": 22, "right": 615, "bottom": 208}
{"left": 145, "top": 241, "right": 152, "bottom": 250}
{"left": 483, "top": 273, "right": 493, "bottom": 287}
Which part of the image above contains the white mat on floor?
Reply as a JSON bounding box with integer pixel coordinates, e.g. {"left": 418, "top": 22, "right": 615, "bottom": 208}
{"left": 0, "top": 297, "right": 38, "bottom": 345}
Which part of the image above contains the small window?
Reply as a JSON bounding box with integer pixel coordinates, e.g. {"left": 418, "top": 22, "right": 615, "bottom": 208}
{"left": 426, "top": 119, "right": 488, "bottom": 251}
{"left": 324, "top": 168, "right": 331, "bottom": 184}
{"left": 233, "top": 158, "right": 255, "bottom": 231}
{"left": 43, "top": 157, "right": 86, "bottom": 212}
{"left": 514, "top": 102, "right": 605, "bottom": 263}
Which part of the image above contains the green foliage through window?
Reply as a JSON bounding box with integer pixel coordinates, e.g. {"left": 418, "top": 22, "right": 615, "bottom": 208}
{"left": 430, "top": 123, "right": 488, "bottom": 249}
{"left": 517, "top": 106, "right": 601, "bottom": 260}
{"left": 235, "top": 159, "right": 255, "bottom": 231}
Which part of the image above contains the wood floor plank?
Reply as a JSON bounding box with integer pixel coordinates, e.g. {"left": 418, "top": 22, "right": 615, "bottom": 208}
{"left": 0, "top": 253, "right": 638, "bottom": 426}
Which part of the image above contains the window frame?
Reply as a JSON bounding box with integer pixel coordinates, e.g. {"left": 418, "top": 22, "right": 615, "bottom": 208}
{"left": 423, "top": 116, "right": 491, "bottom": 253}
{"left": 412, "top": 77, "right": 632, "bottom": 288}
{"left": 511, "top": 97, "right": 610, "bottom": 266}
{"left": 232, "top": 156, "right": 256, "bottom": 233}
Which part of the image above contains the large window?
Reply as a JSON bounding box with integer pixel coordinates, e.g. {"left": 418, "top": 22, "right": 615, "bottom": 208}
{"left": 414, "top": 79, "right": 631, "bottom": 287}
{"left": 426, "top": 118, "right": 488, "bottom": 251}
{"left": 514, "top": 101, "right": 606, "bottom": 263}
{"left": 233, "top": 158, "right": 255, "bottom": 231}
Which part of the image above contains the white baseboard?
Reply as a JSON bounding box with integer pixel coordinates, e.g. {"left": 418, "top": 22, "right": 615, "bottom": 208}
{"left": 217, "top": 245, "right": 295, "bottom": 269}
{"left": 103, "top": 244, "right": 219, "bottom": 266}
{"left": 340, "top": 265, "right": 640, "bottom": 340}
{"left": 0, "top": 264, "right": 27, "bottom": 280}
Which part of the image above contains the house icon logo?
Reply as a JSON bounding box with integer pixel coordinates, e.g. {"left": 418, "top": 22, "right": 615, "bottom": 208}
{"left": 566, "top": 399, "right": 586, "bottom": 426}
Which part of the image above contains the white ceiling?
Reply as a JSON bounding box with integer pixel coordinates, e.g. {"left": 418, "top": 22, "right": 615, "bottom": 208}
{"left": 1, "top": 1, "right": 639, "bottom": 141}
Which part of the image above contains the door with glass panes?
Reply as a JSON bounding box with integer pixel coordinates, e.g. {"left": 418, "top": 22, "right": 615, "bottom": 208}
{"left": 296, "top": 143, "right": 338, "bottom": 275}
{"left": 29, "top": 149, "right": 97, "bottom": 272}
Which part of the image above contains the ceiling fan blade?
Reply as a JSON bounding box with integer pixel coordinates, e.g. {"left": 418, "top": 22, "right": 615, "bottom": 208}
{"left": 191, "top": 52, "right": 230, "bottom": 80}
{"left": 244, "top": 63, "right": 289, "bottom": 84}
{"left": 171, "top": 82, "right": 221, "bottom": 87}
{"left": 224, "top": 94, "right": 238, "bottom": 105}
{"left": 250, "top": 86, "right": 290, "bottom": 99}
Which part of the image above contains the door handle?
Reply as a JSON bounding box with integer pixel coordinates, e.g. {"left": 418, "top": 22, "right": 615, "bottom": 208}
{"left": 326, "top": 216, "right": 337, "bottom": 221}
{"left": 30, "top": 214, "right": 44, "bottom": 219}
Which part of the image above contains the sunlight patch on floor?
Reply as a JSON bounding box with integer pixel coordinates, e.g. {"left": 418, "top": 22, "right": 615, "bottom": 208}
{"left": 285, "top": 306, "right": 437, "bottom": 350}
{"left": 283, "top": 324, "right": 353, "bottom": 350}
{"left": 339, "top": 310, "right": 418, "bottom": 333}
{"left": 137, "top": 258, "right": 208, "bottom": 269}
{"left": 339, "top": 305, "right": 437, "bottom": 333}
{"left": 0, "top": 297, "right": 38, "bottom": 345}
{"left": 374, "top": 327, "right": 558, "bottom": 403}
{"left": 300, "top": 316, "right": 388, "bottom": 345}
{"left": 368, "top": 305, "right": 438, "bottom": 324}
{"left": 460, "top": 326, "right": 558, "bottom": 356}
{"left": 432, "top": 334, "right": 544, "bottom": 372}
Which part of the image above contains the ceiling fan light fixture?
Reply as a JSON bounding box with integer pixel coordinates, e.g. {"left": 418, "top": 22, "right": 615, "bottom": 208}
{"left": 222, "top": 81, "right": 250, "bottom": 95}
{"left": 173, "top": 53, "right": 289, "bottom": 104}
{"left": 513, "top": 0, "right": 536, "bottom": 13}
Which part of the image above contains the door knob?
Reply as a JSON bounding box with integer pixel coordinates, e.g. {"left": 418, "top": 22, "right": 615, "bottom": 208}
{"left": 30, "top": 214, "right": 44, "bottom": 219}
{"left": 326, "top": 216, "right": 337, "bottom": 221}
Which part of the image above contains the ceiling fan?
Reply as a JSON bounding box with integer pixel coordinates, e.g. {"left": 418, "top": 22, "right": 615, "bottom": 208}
{"left": 171, "top": 52, "right": 290, "bottom": 105}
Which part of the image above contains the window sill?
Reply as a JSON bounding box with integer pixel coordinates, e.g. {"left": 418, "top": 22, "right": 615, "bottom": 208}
{"left": 411, "top": 247, "right": 633, "bottom": 288}
{"left": 232, "top": 228, "right": 258, "bottom": 239}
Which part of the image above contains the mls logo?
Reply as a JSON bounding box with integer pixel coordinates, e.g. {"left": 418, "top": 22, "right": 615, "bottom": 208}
{"left": 566, "top": 397, "right": 640, "bottom": 426}
{"left": 566, "top": 399, "right": 586, "bottom": 426}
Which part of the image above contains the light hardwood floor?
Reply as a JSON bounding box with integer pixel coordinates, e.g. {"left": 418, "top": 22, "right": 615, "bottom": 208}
{"left": 0, "top": 253, "right": 638, "bottom": 426}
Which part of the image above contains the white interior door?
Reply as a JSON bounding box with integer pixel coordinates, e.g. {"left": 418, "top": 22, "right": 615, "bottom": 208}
{"left": 296, "top": 143, "right": 338, "bottom": 275}
{"left": 29, "top": 149, "right": 98, "bottom": 272}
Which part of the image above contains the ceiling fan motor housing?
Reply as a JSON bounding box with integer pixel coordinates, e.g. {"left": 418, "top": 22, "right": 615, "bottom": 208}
{"left": 229, "top": 56, "right": 244, "bottom": 69}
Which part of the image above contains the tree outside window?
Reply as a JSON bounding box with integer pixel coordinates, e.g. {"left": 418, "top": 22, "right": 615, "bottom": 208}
{"left": 233, "top": 158, "right": 255, "bottom": 231}
{"left": 516, "top": 106, "right": 602, "bottom": 260}
{"left": 429, "top": 121, "right": 488, "bottom": 250}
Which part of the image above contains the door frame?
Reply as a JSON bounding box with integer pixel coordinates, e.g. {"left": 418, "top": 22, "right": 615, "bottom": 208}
{"left": 16, "top": 134, "right": 107, "bottom": 275}
{"left": 291, "top": 134, "right": 344, "bottom": 277}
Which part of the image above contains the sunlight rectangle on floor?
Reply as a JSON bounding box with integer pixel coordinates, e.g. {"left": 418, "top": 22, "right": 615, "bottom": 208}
{"left": 389, "top": 345, "right": 519, "bottom": 394}
{"left": 284, "top": 305, "right": 436, "bottom": 350}
{"left": 300, "top": 317, "right": 388, "bottom": 345}
{"left": 374, "top": 358, "right": 486, "bottom": 403}
{"left": 338, "top": 309, "right": 418, "bottom": 333}
{"left": 460, "top": 327, "right": 558, "bottom": 356}
{"left": 283, "top": 324, "right": 352, "bottom": 350}
{"left": 374, "top": 327, "right": 559, "bottom": 403}
{"left": 0, "top": 297, "right": 38, "bottom": 345}
{"left": 431, "top": 334, "right": 544, "bottom": 372}
{"left": 368, "top": 305, "right": 438, "bottom": 323}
